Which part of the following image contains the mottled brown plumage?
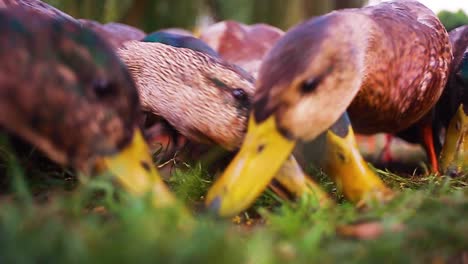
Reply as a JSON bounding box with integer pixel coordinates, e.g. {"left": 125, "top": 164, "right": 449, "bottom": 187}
{"left": 398, "top": 25, "right": 468, "bottom": 156}
{"left": 347, "top": 2, "right": 452, "bottom": 134}
{"left": 200, "top": 21, "right": 284, "bottom": 78}
{"left": 254, "top": 0, "right": 452, "bottom": 141}
{"left": 0, "top": 8, "right": 140, "bottom": 171}
{"left": 118, "top": 41, "right": 255, "bottom": 150}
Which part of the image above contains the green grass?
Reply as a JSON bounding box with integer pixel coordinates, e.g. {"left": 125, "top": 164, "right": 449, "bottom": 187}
{"left": 0, "top": 145, "right": 467, "bottom": 263}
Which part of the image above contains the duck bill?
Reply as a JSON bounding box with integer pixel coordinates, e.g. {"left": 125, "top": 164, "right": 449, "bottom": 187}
{"left": 323, "top": 127, "right": 391, "bottom": 203}
{"left": 98, "top": 129, "right": 175, "bottom": 207}
{"left": 440, "top": 105, "right": 468, "bottom": 176}
{"left": 206, "top": 114, "right": 296, "bottom": 217}
{"left": 272, "top": 155, "right": 332, "bottom": 206}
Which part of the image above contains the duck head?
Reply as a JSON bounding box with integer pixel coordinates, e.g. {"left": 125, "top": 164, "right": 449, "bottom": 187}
{"left": 118, "top": 41, "right": 255, "bottom": 151}
{"left": 205, "top": 14, "right": 373, "bottom": 216}
{"left": 0, "top": 9, "right": 174, "bottom": 205}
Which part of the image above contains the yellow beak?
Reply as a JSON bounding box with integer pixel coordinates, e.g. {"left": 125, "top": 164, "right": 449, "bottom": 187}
{"left": 439, "top": 104, "right": 468, "bottom": 176}
{"left": 205, "top": 115, "right": 295, "bottom": 217}
{"left": 99, "top": 129, "right": 175, "bottom": 207}
{"left": 271, "top": 155, "right": 331, "bottom": 206}
{"left": 322, "top": 127, "right": 392, "bottom": 203}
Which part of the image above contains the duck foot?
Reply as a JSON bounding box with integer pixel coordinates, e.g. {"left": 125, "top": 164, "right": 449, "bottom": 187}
{"left": 421, "top": 124, "right": 439, "bottom": 174}
{"left": 379, "top": 134, "right": 394, "bottom": 164}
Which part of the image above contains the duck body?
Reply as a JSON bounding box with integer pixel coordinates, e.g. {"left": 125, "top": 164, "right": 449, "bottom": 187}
{"left": 207, "top": 0, "right": 452, "bottom": 216}
{"left": 200, "top": 21, "right": 284, "bottom": 77}
{"left": 345, "top": 1, "right": 452, "bottom": 134}
{"left": 394, "top": 25, "right": 468, "bottom": 175}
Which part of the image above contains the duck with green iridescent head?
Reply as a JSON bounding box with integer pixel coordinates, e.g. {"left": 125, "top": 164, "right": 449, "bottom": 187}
{"left": 0, "top": 7, "right": 174, "bottom": 206}
{"left": 205, "top": 0, "right": 452, "bottom": 216}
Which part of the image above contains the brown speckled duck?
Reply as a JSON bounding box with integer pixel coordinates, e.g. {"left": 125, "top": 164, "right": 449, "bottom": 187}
{"left": 0, "top": 7, "right": 175, "bottom": 206}
{"left": 392, "top": 25, "right": 468, "bottom": 176}
{"left": 206, "top": 0, "right": 452, "bottom": 216}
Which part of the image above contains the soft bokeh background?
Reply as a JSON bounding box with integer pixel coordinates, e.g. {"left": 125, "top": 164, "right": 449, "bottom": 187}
{"left": 44, "top": 0, "right": 468, "bottom": 32}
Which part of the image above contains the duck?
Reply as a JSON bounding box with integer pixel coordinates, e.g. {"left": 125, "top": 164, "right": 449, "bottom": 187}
{"left": 205, "top": 0, "right": 452, "bottom": 217}
{"left": 0, "top": 7, "right": 175, "bottom": 207}
{"left": 391, "top": 25, "right": 468, "bottom": 176}
{"left": 199, "top": 21, "right": 284, "bottom": 78}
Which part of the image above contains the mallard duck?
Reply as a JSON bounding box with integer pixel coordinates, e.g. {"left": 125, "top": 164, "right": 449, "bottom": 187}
{"left": 200, "top": 21, "right": 284, "bottom": 78}
{"left": 0, "top": 7, "right": 174, "bottom": 206}
{"left": 205, "top": 0, "right": 452, "bottom": 216}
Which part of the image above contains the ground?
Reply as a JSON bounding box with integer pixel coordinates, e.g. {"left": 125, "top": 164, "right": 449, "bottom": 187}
{"left": 0, "top": 135, "right": 467, "bottom": 263}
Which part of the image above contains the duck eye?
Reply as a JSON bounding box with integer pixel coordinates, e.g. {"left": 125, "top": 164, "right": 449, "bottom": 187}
{"left": 300, "top": 78, "right": 321, "bottom": 94}
{"left": 232, "top": 88, "right": 248, "bottom": 102}
{"left": 93, "top": 79, "right": 115, "bottom": 98}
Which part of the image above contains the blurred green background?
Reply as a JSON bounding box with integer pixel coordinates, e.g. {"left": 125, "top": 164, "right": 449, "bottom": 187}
{"left": 44, "top": 0, "right": 468, "bottom": 32}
